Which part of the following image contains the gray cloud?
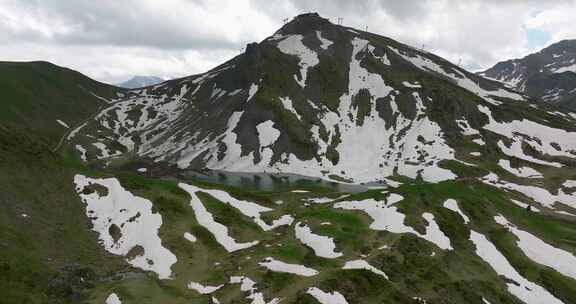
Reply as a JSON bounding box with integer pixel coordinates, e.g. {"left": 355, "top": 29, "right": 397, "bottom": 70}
{"left": 1, "top": 0, "right": 242, "bottom": 49}
{"left": 0, "top": 0, "right": 574, "bottom": 82}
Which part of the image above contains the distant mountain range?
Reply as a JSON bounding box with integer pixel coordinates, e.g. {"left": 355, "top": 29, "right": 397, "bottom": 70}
{"left": 115, "top": 75, "right": 167, "bottom": 89}
{"left": 480, "top": 39, "right": 576, "bottom": 110}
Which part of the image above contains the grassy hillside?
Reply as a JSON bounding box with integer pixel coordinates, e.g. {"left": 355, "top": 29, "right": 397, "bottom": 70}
{"left": 0, "top": 124, "right": 126, "bottom": 304}
{"left": 0, "top": 61, "right": 123, "bottom": 146}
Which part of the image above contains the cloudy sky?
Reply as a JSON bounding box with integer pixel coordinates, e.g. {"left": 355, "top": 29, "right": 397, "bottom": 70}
{"left": 1, "top": 0, "right": 575, "bottom": 84}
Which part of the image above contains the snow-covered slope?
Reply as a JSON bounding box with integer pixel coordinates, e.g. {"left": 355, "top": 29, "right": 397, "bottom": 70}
{"left": 68, "top": 13, "right": 576, "bottom": 184}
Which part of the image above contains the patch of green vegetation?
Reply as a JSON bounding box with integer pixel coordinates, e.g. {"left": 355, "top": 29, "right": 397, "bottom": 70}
{"left": 318, "top": 269, "right": 410, "bottom": 304}
{"left": 0, "top": 61, "right": 122, "bottom": 145}
{"left": 260, "top": 271, "right": 297, "bottom": 292}
{"left": 197, "top": 192, "right": 265, "bottom": 239}
{"left": 0, "top": 124, "right": 125, "bottom": 303}
{"left": 266, "top": 244, "right": 307, "bottom": 263}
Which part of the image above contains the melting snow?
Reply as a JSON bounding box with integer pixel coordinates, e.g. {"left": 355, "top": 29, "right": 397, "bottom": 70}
{"left": 56, "top": 119, "right": 69, "bottom": 128}
{"left": 497, "top": 159, "right": 542, "bottom": 178}
{"left": 388, "top": 46, "right": 524, "bottom": 105}
{"left": 256, "top": 121, "right": 281, "bottom": 147}
{"left": 187, "top": 281, "right": 223, "bottom": 294}
{"left": 66, "top": 121, "right": 87, "bottom": 140}
{"left": 230, "top": 276, "right": 282, "bottom": 304}
{"left": 306, "top": 287, "right": 349, "bottom": 304}
{"left": 473, "top": 138, "right": 486, "bottom": 146}
{"left": 277, "top": 35, "right": 319, "bottom": 87}
{"left": 74, "top": 175, "right": 177, "bottom": 279}
{"left": 178, "top": 183, "right": 292, "bottom": 231}
{"left": 178, "top": 183, "right": 259, "bottom": 252}
{"left": 496, "top": 141, "right": 561, "bottom": 167}
{"left": 334, "top": 194, "right": 453, "bottom": 250}
{"left": 342, "top": 259, "right": 389, "bottom": 279}
{"left": 105, "top": 293, "right": 122, "bottom": 304}
{"left": 562, "top": 180, "right": 576, "bottom": 188}
{"left": 552, "top": 64, "right": 576, "bottom": 74}
{"left": 294, "top": 222, "right": 343, "bottom": 259}
{"left": 402, "top": 81, "right": 422, "bottom": 88}
{"left": 259, "top": 257, "right": 319, "bottom": 276}
{"left": 316, "top": 31, "right": 333, "bottom": 50}
{"left": 248, "top": 84, "right": 259, "bottom": 101}
{"left": 479, "top": 105, "right": 576, "bottom": 166}
{"left": 495, "top": 215, "right": 576, "bottom": 280}
{"left": 75, "top": 145, "right": 87, "bottom": 161}
{"left": 469, "top": 230, "right": 563, "bottom": 304}
{"left": 442, "top": 199, "right": 470, "bottom": 224}
{"left": 184, "top": 232, "right": 197, "bottom": 242}
{"left": 92, "top": 142, "right": 121, "bottom": 159}
{"left": 279, "top": 96, "right": 302, "bottom": 120}
{"left": 482, "top": 173, "right": 576, "bottom": 209}
{"left": 456, "top": 118, "right": 480, "bottom": 136}
{"left": 510, "top": 199, "right": 540, "bottom": 212}
{"left": 422, "top": 213, "right": 453, "bottom": 250}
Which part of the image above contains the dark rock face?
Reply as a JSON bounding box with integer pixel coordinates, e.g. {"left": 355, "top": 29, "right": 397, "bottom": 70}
{"left": 480, "top": 39, "right": 576, "bottom": 110}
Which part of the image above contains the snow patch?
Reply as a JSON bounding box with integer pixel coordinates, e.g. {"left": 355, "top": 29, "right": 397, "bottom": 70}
{"left": 75, "top": 145, "right": 87, "bottom": 161}
{"left": 335, "top": 194, "right": 452, "bottom": 250}
{"left": 497, "top": 159, "right": 542, "bottom": 178}
{"left": 443, "top": 199, "right": 470, "bottom": 224}
{"left": 105, "top": 293, "right": 122, "bottom": 304}
{"left": 482, "top": 172, "right": 576, "bottom": 209}
{"left": 294, "top": 222, "right": 343, "bottom": 259}
{"left": 316, "top": 31, "right": 333, "bottom": 50}
{"left": 56, "top": 119, "right": 69, "bottom": 128}
{"left": 469, "top": 230, "right": 563, "bottom": 304}
{"left": 510, "top": 199, "right": 540, "bottom": 212}
{"left": 184, "top": 232, "right": 197, "bottom": 242}
{"left": 74, "top": 175, "right": 177, "bottom": 279}
{"left": 279, "top": 96, "right": 302, "bottom": 120}
{"left": 480, "top": 105, "right": 576, "bottom": 166}
{"left": 259, "top": 257, "right": 318, "bottom": 276}
{"left": 187, "top": 281, "right": 223, "bottom": 294}
{"left": 306, "top": 287, "right": 349, "bottom": 304}
{"left": 229, "top": 276, "right": 282, "bottom": 304}
{"left": 277, "top": 35, "right": 319, "bottom": 87}
{"left": 495, "top": 215, "right": 576, "bottom": 280}
{"left": 402, "top": 81, "right": 422, "bottom": 88}
{"left": 256, "top": 121, "right": 281, "bottom": 147}
{"left": 178, "top": 183, "right": 259, "bottom": 252}
{"left": 342, "top": 259, "right": 389, "bottom": 279}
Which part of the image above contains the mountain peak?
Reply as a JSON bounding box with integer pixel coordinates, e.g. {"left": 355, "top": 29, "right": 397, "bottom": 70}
{"left": 115, "top": 75, "right": 165, "bottom": 89}
{"left": 276, "top": 12, "right": 333, "bottom": 36}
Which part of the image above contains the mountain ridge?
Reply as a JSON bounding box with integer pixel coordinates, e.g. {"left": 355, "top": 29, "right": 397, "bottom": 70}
{"left": 0, "top": 60, "right": 127, "bottom": 145}
{"left": 66, "top": 13, "right": 576, "bottom": 186}
{"left": 479, "top": 39, "right": 576, "bottom": 109}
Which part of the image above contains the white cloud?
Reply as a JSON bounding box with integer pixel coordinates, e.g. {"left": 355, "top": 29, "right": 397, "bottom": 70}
{"left": 0, "top": 0, "right": 574, "bottom": 82}
{"left": 525, "top": 1, "right": 576, "bottom": 43}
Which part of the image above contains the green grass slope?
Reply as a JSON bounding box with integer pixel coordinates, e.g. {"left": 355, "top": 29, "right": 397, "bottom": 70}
{"left": 0, "top": 61, "right": 124, "bottom": 146}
